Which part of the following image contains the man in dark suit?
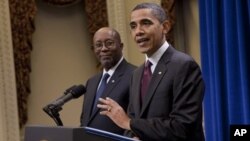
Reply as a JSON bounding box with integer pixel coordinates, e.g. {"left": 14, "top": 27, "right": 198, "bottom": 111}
{"left": 80, "top": 27, "right": 136, "bottom": 135}
{"left": 97, "top": 3, "right": 205, "bottom": 141}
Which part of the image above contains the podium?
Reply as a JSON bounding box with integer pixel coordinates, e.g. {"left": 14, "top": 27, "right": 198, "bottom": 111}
{"left": 24, "top": 125, "right": 137, "bottom": 141}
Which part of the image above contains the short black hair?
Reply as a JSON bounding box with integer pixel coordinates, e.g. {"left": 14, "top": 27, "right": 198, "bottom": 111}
{"left": 132, "top": 3, "right": 168, "bottom": 23}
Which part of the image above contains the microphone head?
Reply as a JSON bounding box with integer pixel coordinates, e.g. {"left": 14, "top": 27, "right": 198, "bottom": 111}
{"left": 69, "top": 84, "right": 86, "bottom": 98}
{"left": 64, "top": 85, "right": 77, "bottom": 94}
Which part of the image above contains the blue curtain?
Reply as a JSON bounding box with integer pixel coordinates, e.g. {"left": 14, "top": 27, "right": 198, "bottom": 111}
{"left": 198, "top": 0, "right": 250, "bottom": 140}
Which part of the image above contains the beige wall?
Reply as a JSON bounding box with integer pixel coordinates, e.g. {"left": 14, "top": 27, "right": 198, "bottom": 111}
{"left": 182, "top": 0, "right": 201, "bottom": 65}
{"left": 26, "top": 0, "right": 201, "bottom": 129}
{"left": 27, "top": 0, "right": 97, "bottom": 126}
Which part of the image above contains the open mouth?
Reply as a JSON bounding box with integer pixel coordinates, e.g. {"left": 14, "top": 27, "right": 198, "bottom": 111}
{"left": 137, "top": 38, "right": 149, "bottom": 46}
{"left": 137, "top": 38, "right": 149, "bottom": 43}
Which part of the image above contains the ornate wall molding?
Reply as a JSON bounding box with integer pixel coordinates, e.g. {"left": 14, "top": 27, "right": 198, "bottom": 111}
{"left": 0, "top": 0, "right": 20, "bottom": 141}
{"left": 107, "top": 0, "right": 129, "bottom": 58}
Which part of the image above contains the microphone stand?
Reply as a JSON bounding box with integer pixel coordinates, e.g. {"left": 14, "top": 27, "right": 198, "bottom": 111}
{"left": 42, "top": 85, "right": 85, "bottom": 126}
{"left": 43, "top": 104, "right": 63, "bottom": 126}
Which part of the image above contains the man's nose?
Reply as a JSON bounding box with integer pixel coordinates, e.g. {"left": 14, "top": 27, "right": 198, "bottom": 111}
{"left": 134, "top": 25, "right": 144, "bottom": 36}
{"left": 100, "top": 43, "right": 109, "bottom": 51}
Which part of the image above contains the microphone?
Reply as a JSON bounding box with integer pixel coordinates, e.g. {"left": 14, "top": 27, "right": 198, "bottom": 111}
{"left": 44, "top": 84, "right": 86, "bottom": 111}
{"left": 63, "top": 85, "right": 78, "bottom": 95}
{"left": 43, "top": 84, "right": 86, "bottom": 125}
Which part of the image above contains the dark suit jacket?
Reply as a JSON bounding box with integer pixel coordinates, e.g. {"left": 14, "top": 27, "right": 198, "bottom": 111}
{"left": 126, "top": 46, "right": 205, "bottom": 141}
{"left": 80, "top": 59, "right": 136, "bottom": 135}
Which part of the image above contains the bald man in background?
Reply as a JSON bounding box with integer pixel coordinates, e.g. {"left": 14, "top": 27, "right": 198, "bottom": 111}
{"left": 80, "top": 27, "right": 136, "bottom": 135}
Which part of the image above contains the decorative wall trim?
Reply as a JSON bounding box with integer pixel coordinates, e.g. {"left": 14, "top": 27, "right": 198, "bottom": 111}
{"left": 0, "top": 0, "right": 20, "bottom": 141}
{"left": 107, "top": 0, "right": 129, "bottom": 58}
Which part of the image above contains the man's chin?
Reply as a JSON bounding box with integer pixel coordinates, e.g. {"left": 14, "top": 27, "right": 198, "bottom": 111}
{"left": 138, "top": 48, "right": 148, "bottom": 54}
{"left": 101, "top": 61, "right": 112, "bottom": 69}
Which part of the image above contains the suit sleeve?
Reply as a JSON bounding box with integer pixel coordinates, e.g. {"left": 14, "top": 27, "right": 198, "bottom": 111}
{"left": 124, "top": 73, "right": 137, "bottom": 137}
{"left": 128, "top": 60, "right": 205, "bottom": 141}
{"left": 80, "top": 80, "right": 90, "bottom": 127}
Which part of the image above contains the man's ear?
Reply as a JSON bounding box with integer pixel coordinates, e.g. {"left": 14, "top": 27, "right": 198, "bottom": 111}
{"left": 162, "top": 20, "right": 171, "bottom": 34}
{"left": 120, "top": 43, "right": 124, "bottom": 49}
{"left": 91, "top": 45, "right": 95, "bottom": 51}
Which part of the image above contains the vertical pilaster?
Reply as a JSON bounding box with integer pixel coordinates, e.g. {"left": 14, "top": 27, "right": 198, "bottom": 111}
{"left": 107, "top": 0, "right": 129, "bottom": 59}
{"left": 0, "top": 0, "right": 20, "bottom": 141}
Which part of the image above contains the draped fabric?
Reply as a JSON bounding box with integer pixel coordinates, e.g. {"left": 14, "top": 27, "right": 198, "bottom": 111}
{"left": 39, "top": 0, "right": 108, "bottom": 39}
{"left": 161, "top": 0, "right": 176, "bottom": 46}
{"left": 9, "top": 0, "right": 107, "bottom": 128}
{"left": 9, "top": 0, "right": 37, "bottom": 128}
{"left": 84, "top": 0, "right": 109, "bottom": 39}
{"left": 42, "top": 0, "right": 81, "bottom": 6}
{"left": 84, "top": 0, "right": 108, "bottom": 69}
{"left": 199, "top": 0, "right": 250, "bottom": 140}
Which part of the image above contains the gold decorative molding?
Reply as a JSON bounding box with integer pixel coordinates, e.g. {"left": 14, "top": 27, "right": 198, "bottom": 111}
{"left": 0, "top": 0, "right": 20, "bottom": 141}
{"left": 107, "top": 0, "right": 129, "bottom": 59}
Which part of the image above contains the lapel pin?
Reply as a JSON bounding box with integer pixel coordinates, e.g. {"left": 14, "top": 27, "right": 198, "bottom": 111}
{"left": 111, "top": 80, "right": 115, "bottom": 83}
{"left": 158, "top": 71, "right": 162, "bottom": 75}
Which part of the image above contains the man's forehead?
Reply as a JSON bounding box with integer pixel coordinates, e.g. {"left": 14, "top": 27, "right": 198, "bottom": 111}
{"left": 93, "top": 33, "right": 114, "bottom": 42}
{"left": 130, "top": 9, "right": 154, "bottom": 21}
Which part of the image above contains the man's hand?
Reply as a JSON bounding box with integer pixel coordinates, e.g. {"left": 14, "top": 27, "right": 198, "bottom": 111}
{"left": 97, "top": 97, "right": 131, "bottom": 130}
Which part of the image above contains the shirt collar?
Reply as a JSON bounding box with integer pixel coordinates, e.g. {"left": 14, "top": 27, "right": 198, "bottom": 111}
{"left": 103, "top": 56, "right": 124, "bottom": 78}
{"left": 145, "top": 41, "right": 169, "bottom": 72}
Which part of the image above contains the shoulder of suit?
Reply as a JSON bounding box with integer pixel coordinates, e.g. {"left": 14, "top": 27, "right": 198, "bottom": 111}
{"left": 88, "top": 72, "right": 102, "bottom": 81}
{"left": 120, "top": 59, "right": 137, "bottom": 70}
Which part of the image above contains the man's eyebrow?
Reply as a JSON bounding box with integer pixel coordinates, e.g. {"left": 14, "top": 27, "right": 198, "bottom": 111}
{"left": 140, "top": 18, "right": 153, "bottom": 22}
{"left": 94, "top": 40, "right": 102, "bottom": 43}
{"left": 129, "top": 21, "right": 135, "bottom": 25}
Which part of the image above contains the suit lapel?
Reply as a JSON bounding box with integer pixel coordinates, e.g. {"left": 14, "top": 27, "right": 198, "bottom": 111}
{"left": 140, "top": 47, "right": 173, "bottom": 116}
{"left": 133, "top": 66, "right": 144, "bottom": 117}
{"left": 89, "top": 60, "right": 127, "bottom": 120}
{"left": 103, "top": 60, "right": 127, "bottom": 99}
{"left": 85, "top": 74, "right": 102, "bottom": 123}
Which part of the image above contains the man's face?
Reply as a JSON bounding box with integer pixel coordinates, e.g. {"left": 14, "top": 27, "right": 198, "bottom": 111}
{"left": 93, "top": 29, "right": 123, "bottom": 70}
{"left": 130, "top": 9, "right": 168, "bottom": 57}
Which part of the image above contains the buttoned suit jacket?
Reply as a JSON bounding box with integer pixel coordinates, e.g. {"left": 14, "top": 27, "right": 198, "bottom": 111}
{"left": 126, "top": 46, "right": 205, "bottom": 141}
{"left": 80, "top": 59, "right": 136, "bottom": 135}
